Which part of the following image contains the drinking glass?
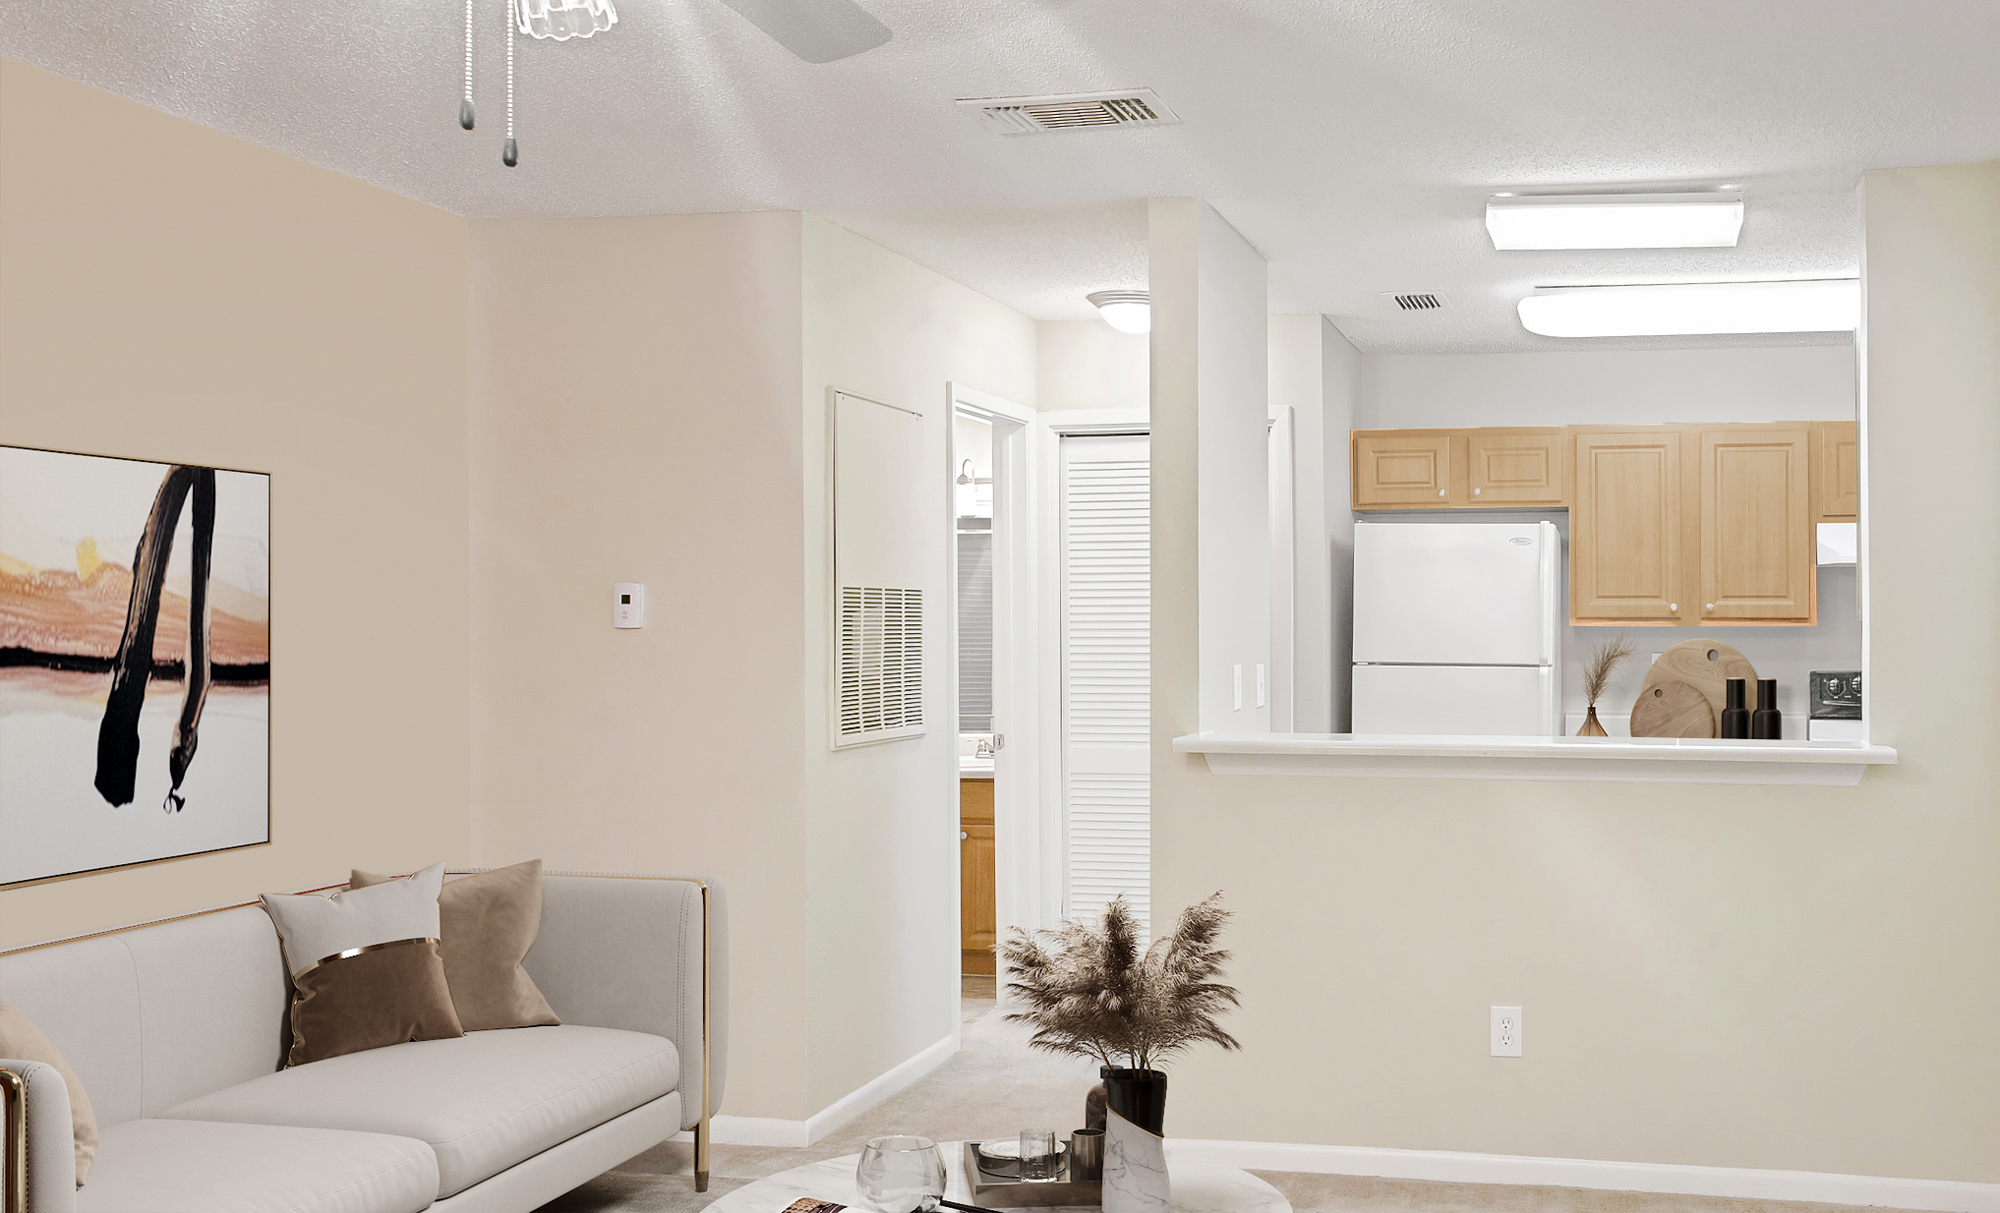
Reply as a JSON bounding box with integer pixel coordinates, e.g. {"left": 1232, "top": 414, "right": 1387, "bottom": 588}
{"left": 856, "top": 1135, "right": 948, "bottom": 1213}
{"left": 1019, "top": 1128, "right": 1058, "bottom": 1181}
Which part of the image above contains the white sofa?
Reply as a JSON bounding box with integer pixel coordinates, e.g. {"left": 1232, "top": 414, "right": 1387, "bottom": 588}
{"left": 0, "top": 871, "right": 727, "bottom": 1213}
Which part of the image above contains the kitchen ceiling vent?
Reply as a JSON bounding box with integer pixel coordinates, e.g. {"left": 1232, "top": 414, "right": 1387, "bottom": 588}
{"left": 960, "top": 89, "right": 1180, "bottom": 136}
{"left": 1386, "top": 292, "right": 1449, "bottom": 312}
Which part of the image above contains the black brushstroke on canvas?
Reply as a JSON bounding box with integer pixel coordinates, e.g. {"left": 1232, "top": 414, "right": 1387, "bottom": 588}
{"left": 93, "top": 465, "right": 217, "bottom": 810}
{"left": 0, "top": 649, "right": 267, "bottom": 682}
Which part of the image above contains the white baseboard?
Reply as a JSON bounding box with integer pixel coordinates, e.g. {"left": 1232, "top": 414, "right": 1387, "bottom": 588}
{"left": 1169, "top": 1138, "right": 2000, "bottom": 1213}
{"left": 672, "top": 1033, "right": 960, "bottom": 1150}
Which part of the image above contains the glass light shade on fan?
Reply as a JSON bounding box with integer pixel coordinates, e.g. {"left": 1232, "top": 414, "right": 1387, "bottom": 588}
{"left": 513, "top": 0, "right": 616, "bottom": 40}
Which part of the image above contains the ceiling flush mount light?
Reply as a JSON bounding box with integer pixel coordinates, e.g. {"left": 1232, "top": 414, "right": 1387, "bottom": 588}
{"left": 1087, "top": 290, "right": 1151, "bottom": 334}
{"left": 1486, "top": 192, "right": 1745, "bottom": 250}
{"left": 1518, "top": 279, "right": 1860, "bottom": 338}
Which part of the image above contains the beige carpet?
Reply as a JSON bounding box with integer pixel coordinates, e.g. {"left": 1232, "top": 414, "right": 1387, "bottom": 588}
{"left": 537, "top": 979, "right": 1905, "bottom": 1213}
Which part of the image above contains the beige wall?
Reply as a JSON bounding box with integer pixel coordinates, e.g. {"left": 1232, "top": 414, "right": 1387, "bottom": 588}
{"left": 800, "top": 216, "right": 1037, "bottom": 1111}
{"left": 1151, "top": 163, "right": 2000, "bottom": 1180}
{"left": 0, "top": 59, "right": 472, "bottom": 948}
{"left": 467, "top": 212, "right": 812, "bottom": 1119}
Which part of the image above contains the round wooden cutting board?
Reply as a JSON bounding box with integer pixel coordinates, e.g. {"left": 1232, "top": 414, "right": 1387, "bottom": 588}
{"left": 1638, "top": 639, "right": 1760, "bottom": 721}
{"left": 1630, "top": 680, "right": 1716, "bottom": 738}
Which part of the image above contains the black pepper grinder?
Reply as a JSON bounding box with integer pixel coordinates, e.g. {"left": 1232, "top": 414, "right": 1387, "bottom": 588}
{"left": 1751, "top": 678, "right": 1782, "bottom": 740}
{"left": 1720, "top": 678, "right": 1751, "bottom": 739}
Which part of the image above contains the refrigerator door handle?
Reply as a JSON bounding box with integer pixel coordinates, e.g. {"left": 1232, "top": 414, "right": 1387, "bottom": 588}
{"left": 1539, "top": 520, "right": 1559, "bottom": 667}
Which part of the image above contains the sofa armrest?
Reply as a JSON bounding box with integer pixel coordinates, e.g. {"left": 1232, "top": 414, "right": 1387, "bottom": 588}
{"left": 513, "top": 873, "right": 728, "bottom": 1130}
{"left": 1, "top": 1061, "right": 78, "bottom": 1213}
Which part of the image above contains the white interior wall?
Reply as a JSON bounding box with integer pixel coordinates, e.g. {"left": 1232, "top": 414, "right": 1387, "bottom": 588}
{"left": 1269, "top": 316, "right": 1339, "bottom": 732}
{"left": 1357, "top": 345, "right": 1855, "bottom": 429}
{"left": 800, "top": 215, "right": 1037, "bottom": 1113}
{"left": 1321, "top": 319, "right": 1362, "bottom": 733}
{"left": 1037, "top": 319, "right": 1148, "bottom": 412}
{"left": 1149, "top": 199, "right": 1270, "bottom": 736}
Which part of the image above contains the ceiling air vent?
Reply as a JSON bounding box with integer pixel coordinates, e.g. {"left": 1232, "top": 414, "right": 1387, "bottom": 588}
{"left": 960, "top": 89, "right": 1180, "bottom": 137}
{"left": 1387, "top": 292, "right": 1448, "bottom": 312}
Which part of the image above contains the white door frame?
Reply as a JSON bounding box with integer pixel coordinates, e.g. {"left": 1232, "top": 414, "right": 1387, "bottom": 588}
{"left": 947, "top": 383, "right": 1051, "bottom": 977}
{"left": 1268, "top": 406, "right": 1297, "bottom": 731}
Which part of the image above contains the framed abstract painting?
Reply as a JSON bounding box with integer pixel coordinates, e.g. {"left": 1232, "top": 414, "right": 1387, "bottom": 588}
{"left": 0, "top": 445, "right": 270, "bottom": 887}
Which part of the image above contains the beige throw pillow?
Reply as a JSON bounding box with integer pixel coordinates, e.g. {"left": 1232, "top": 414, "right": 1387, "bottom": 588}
{"left": 261, "top": 862, "right": 465, "bottom": 1066}
{"left": 0, "top": 1000, "right": 97, "bottom": 1188}
{"left": 352, "top": 859, "right": 560, "bottom": 1031}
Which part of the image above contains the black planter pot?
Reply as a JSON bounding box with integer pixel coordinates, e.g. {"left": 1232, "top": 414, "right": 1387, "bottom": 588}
{"left": 1101, "top": 1067, "right": 1168, "bottom": 1135}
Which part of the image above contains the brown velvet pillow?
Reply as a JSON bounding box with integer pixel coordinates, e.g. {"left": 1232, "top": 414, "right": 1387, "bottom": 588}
{"left": 351, "top": 859, "right": 560, "bottom": 1032}
{"left": 0, "top": 1000, "right": 97, "bottom": 1188}
{"left": 262, "top": 863, "right": 465, "bottom": 1066}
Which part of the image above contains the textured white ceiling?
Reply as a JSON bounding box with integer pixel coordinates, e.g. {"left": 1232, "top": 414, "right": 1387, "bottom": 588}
{"left": 8, "top": 1, "right": 1998, "bottom": 351}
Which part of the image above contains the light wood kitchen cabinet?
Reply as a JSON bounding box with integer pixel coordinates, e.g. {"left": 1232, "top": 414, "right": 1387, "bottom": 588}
{"left": 1352, "top": 430, "right": 1459, "bottom": 507}
{"left": 1698, "top": 426, "right": 1814, "bottom": 623}
{"left": 1813, "top": 421, "right": 1859, "bottom": 519}
{"left": 1467, "top": 428, "right": 1566, "bottom": 505}
{"left": 1570, "top": 429, "right": 1686, "bottom": 623}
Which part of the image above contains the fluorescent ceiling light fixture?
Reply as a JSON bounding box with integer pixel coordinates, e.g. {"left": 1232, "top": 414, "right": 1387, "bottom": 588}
{"left": 1518, "top": 279, "right": 1859, "bottom": 338}
{"left": 1486, "top": 192, "right": 1744, "bottom": 250}
{"left": 1087, "top": 290, "right": 1150, "bottom": 334}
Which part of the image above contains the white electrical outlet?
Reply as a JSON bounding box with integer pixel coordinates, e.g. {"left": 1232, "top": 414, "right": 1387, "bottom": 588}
{"left": 1491, "top": 1006, "right": 1523, "bottom": 1057}
{"left": 1233, "top": 664, "right": 1244, "bottom": 711}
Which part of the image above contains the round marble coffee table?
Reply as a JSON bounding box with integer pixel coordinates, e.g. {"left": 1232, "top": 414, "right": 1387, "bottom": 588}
{"left": 701, "top": 1142, "right": 1289, "bottom": 1213}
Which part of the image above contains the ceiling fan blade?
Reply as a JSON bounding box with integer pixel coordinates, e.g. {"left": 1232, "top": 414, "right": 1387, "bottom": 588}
{"left": 716, "top": 0, "right": 892, "bottom": 63}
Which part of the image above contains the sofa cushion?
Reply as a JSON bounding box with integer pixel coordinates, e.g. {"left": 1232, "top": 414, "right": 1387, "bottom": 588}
{"left": 351, "top": 861, "right": 560, "bottom": 1032}
{"left": 262, "top": 863, "right": 465, "bottom": 1066}
{"left": 76, "top": 1118, "right": 438, "bottom": 1213}
{"left": 0, "top": 999, "right": 98, "bottom": 1187}
{"left": 160, "top": 1025, "right": 675, "bottom": 1199}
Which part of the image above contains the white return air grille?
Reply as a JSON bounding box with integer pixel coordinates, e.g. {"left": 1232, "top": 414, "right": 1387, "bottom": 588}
{"left": 837, "top": 586, "right": 924, "bottom": 743}
{"left": 961, "top": 89, "right": 1180, "bottom": 136}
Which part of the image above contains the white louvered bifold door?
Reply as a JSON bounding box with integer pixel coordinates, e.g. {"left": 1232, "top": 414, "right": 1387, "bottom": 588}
{"left": 1060, "top": 433, "right": 1151, "bottom": 938}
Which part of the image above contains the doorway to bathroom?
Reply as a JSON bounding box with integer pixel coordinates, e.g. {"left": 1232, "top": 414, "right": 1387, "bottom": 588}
{"left": 948, "top": 383, "right": 1051, "bottom": 983}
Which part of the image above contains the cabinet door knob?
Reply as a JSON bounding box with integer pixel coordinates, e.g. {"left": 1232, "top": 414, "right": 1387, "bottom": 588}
{"left": 960, "top": 831, "right": 969, "bottom": 841}
{"left": 1669, "top": 603, "right": 1678, "bottom": 612}
{"left": 1706, "top": 603, "right": 1715, "bottom": 612}
{"left": 1473, "top": 487, "right": 1482, "bottom": 496}
{"left": 1438, "top": 488, "right": 1447, "bottom": 497}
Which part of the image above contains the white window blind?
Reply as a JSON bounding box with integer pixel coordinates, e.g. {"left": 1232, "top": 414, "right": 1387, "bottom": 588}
{"left": 1060, "top": 433, "right": 1151, "bottom": 937}
{"left": 957, "top": 533, "right": 994, "bottom": 732}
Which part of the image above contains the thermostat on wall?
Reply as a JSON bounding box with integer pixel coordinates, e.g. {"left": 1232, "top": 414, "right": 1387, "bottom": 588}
{"left": 613, "top": 583, "right": 645, "bottom": 629}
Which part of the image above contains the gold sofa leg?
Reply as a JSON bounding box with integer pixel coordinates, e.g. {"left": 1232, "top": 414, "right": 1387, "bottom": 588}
{"left": 695, "top": 1114, "right": 710, "bottom": 1192}
{"left": 2, "top": 1068, "right": 26, "bottom": 1213}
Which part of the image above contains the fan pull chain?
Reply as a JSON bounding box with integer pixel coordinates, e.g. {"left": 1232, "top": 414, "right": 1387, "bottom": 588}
{"left": 503, "top": 0, "right": 519, "bottom": 166}
{"left": 459, "top": 0, "right": 476, "bottom": 129}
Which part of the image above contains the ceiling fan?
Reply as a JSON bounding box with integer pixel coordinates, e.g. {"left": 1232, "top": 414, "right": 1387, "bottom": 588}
{"left": 463, "top": 0, "right": 892, "bottom": 166}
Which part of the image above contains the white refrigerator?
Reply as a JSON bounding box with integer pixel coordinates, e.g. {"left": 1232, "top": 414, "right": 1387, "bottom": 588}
{"left": 1351, "top": 520, "right": 1562, "bottom": 736}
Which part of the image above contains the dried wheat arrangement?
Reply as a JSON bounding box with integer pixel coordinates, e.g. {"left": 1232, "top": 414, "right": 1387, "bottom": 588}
{"left": 1584, "top": 633, "right": 1639, "bottom": 707}
{"left": 999, "top": 892, "right": 1241, "bottom": 1072}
